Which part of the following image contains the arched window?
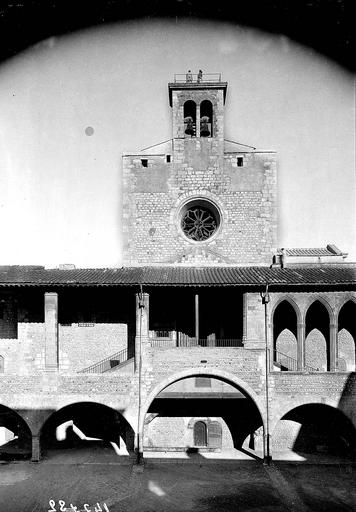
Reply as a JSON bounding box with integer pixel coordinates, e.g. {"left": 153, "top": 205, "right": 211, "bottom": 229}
{"left": 305, "top": 300, "right": 330, "bottom": 371}
{"left": 194, "top": 421, "right": 207, "bottom": 446}
{"left": 184, "top": 100, "right": 196, "bottom": 137}
{"left": 338, "top": 300, "right": 356, "bottom": 371}
{"left": 200, "top": 100, "right": 213, "bottom": 137}
{"left": 272, "top": 300, "right": 298, "bottom": 370}
{"left": 0, "top": 355, "right": 4, "bottom": 373}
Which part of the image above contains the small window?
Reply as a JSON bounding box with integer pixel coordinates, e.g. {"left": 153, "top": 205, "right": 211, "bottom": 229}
{"left": 141, "top": 159, "right": 148, "bottom": 168}
{"left": 0, "top": 355, "right": 4, "bottom": 373}
{"left": 0, "top": 303, "right": 4, "bottom": 319}
{"left": 166, "top": 155, "right": 171, "bottom": 163}
{"left": 237, "top": 157, "right": 244, "bottom": 167}
{"left": 195, "top": 377, "right": 211, "bottom": 388}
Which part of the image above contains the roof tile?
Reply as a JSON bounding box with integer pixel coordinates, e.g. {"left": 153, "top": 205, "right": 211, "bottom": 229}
{"left": 0, "top": 265, "right": 355, "bottom": 287}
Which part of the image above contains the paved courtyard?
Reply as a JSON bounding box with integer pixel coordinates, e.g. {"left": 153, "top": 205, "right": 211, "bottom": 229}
{"left": 0, "top": 447, "right": 355, "bottom": 512}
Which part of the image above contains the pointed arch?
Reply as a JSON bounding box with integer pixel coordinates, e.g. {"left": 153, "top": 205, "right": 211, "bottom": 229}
{"left": 304, "top": 296, "right": 334, "bottom": 324}
{"left": 272, "top": 298, "right": 299, "bottom": 368}
{"left": 337, "top": 300, "right": 356, "bottom": 371}
{"left": 305, "top": 300, "right": 331, "bottom": 371}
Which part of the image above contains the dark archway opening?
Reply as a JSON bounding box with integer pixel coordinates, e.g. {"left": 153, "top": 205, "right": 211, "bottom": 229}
{"left": 0, "top": 405, "right": 32, "bottom": 460}
{"left": 144, "top": 376, "right": 263, "bottom": 460}
{"left": 273, "top": 300, "right": 298, "bottom": 370}
{"left": 149, "top": 287, "right": 244, "bottom": 347}
{"left": 338, "top": 301, "right": 356, "bottom": 371}
{"left": 200, "top": 100, "right": 213, "bottom": 137}
{"left": 305, "top": 300, "right": 330, "bottom": 371}
{"left": 40, "top": 402, "right": 134, "bottom": 460}
{"left": 184, "top": 100, "right": 196, "bottom": 137}
{"left": 274, "top": 404, "right": 356, "bottom": 458}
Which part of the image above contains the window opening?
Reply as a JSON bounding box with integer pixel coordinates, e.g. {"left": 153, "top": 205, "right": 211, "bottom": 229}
{"left": 200, "top": 100, "right": 213, "bottom": 137}
{"left": 141, "top": 159, "right": 148, "bottom": 168}
{"left": 0, "top": 355, "right": 4, "bottom": 373}
{"left": 237, "top": 157, "right": 244, "bottom": 167}
{"left": 166, "top": 155, "right": 171, "bottom": 163}
{"left": 184, "top": 100, "right": 196, "bottom": 137}
{"left": 180, "top": 199, "right": 220, "bottom": 242}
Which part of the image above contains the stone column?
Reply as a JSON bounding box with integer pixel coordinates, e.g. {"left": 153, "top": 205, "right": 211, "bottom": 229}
{"left": 135, "top": 293, "right": 150, "bottom": 369}
{"left": 196, "top": 104, "right": 200, "bottom": 137}
{"left": 44, "top": 292, "right": 58, "bottom": 370}
{"left": 330, "top": 322, "right": 338, "bottom": 372}
{"left": 297, "top": 322, "right": 305, "bottom": 371}
{"left": 31, "top": 435, "right": 41, "bottom": 462}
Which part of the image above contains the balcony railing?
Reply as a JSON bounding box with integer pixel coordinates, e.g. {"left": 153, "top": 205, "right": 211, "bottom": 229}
{"left": 273, "top": 349, "right": 319, "bottom": 372}
{"left": 173, "top": 73, "right": 222, "bottom": 83}
{"left": 150, "top": 338, "right": 241, "bottom": 348}
{"left": 78, "top": 348, "right": 129, "bottom": 373}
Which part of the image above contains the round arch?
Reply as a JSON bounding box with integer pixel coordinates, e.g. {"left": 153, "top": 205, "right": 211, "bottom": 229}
{"left": 0, "top": 404, "right": 32, "bottom": 460}
{"left": 271, "top": 403, "right": 356, "bottom": 456}
{"left": 39, "top": 401, "right": 135, "bottom": 455}
{"left": 139, "top": 367, "right": 266, "bottom": 447}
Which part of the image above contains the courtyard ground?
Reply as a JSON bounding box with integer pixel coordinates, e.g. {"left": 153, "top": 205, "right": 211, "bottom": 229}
{"left": 0, "top": 447, "right": 355, "bottom": 512}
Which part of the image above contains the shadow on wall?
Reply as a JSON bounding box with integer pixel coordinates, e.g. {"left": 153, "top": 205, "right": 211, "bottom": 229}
{"left": 40, "top": 402, "right": 135, "bottom": 457}
{"left": 0, "top": 402, "right": 135, "bottom": 461}
{"left": 0, "top": 404, "right": 32, "bottom": 460}
{"left": 273, "top": 376, "right": 356, "bottom": 459}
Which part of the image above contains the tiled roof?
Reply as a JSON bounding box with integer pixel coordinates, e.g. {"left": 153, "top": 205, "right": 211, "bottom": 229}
{"left": 283, "top": 248, "right": 337, "bottom": 256}
{"left": 0, "top": 265, "right": 355, "bottom": 287}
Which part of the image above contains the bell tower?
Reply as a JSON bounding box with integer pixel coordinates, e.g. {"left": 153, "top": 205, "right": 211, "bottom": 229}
{"left": 168, "top": 72, "right": 227, "bottom": 141}
{"left": 122, "top": 73, "right": 277, "bottom": 266}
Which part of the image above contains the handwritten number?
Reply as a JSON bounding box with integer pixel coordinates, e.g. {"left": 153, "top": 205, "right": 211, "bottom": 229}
{"left": 94, "top": 504, "right": 102, "bottom": 512}
{"left": 103, "top": 504, "right": 110, "bottom": 512}
{"left": 48, "top": 500, "right": 56, "bottom": 512}
{"left": 59, "top": 500, "right": 66, "bottom": 512}
{"left": 69, "top": 505, "right": 78, "bottom": 512}
{"left": 84, "top": 505, "right": 91, "bottom": 512}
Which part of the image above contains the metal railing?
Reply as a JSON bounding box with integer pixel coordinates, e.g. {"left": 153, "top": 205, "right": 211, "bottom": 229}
{"left": 78, "top": 348, "right": 129, "bottom": 373}
{"left": 150, "top": 338, "right": 241, "bottom": 348}
{"left": 173, "top": 73, "right": 222, "bottom": 83}
{"left": 273, "top": 349, "right": 319, "bottom": 372}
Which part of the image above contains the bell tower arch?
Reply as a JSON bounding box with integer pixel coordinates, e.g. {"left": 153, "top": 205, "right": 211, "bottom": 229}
{"left": 168, "top": 73, "right": 227, "bottom": 142}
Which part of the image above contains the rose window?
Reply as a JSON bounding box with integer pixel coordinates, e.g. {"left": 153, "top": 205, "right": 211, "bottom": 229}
{"left": 181, "top": 205, "right": 218, "bottom": 241}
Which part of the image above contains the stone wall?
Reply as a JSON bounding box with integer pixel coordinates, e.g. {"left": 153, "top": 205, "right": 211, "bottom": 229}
{"left": 122, "top": 148, "right": 277, "bottom": 266}
{"left": 141, "top": 346, "right": 266, "bottom": 400}
{"left": 144, "top": 416, "right": 233, "bottom": 451}
{"left": 0, "top": 322, "right": 129, "bottom": 374}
